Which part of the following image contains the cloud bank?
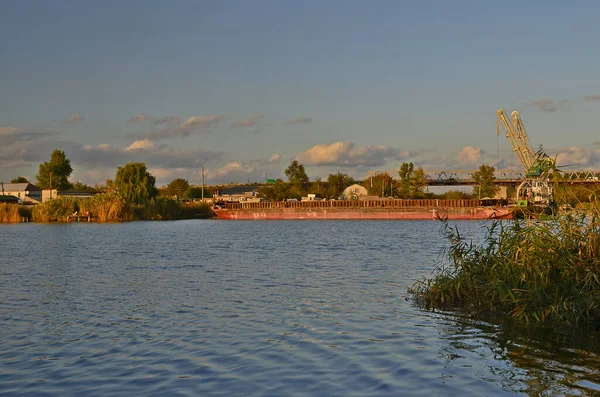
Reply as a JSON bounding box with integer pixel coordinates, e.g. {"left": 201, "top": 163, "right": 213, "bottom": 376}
{"left": 295, "top": 141, "right": 409, "bottom": 167}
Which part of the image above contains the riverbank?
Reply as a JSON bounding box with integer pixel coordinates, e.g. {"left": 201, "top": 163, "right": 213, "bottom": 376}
{"left": 0, "top": 195, "right": 212, "bottom": 223}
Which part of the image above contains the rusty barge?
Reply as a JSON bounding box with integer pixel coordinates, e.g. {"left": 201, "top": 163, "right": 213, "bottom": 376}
{"left": 212, "top": 199, "right": 512, "bottom": 220}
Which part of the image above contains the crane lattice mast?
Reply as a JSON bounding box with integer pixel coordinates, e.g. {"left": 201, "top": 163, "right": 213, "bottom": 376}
{"left": 496, "top": 109, "right": 536, "bottom": 172}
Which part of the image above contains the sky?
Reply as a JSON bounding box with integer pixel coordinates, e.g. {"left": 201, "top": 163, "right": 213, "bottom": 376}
{"left": 1, "top": 0, "right": 600, "bottom": 187}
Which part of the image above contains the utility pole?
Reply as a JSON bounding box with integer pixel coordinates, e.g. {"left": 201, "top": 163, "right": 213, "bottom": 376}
{"left": 201, "top": 166, "right": 205, "bottom": 201}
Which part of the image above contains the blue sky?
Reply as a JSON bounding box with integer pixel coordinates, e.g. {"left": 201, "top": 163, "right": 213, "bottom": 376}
{"left": 1, "top": 0, "right": 599, "bottom": 186}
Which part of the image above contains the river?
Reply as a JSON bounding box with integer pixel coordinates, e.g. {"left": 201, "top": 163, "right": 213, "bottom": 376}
{"left": 1, "top": 220, "right": 599, "bottom": 396}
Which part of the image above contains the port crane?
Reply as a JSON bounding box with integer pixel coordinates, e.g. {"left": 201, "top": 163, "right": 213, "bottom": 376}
{"left": 496, "top": 109, "right": 555, "bottom": 206}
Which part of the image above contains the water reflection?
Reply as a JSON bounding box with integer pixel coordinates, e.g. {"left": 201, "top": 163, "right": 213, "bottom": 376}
{"left": 436, "top": 311, "right": 600, "bottom": 395}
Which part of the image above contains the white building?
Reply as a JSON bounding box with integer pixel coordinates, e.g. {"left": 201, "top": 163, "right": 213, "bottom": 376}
{"left": 342, "top": 184, "right": 368, "bottom": 199}
{"left": 0, "top": 183, "right": 42, "bottom": 204}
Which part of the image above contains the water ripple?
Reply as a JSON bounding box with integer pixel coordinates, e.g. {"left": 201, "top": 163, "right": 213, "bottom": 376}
{"left": 1, "top": 220, "right": 599, "bottom": 396}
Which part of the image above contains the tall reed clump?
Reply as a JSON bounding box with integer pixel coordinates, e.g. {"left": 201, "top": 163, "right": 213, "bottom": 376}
{"left": 0, "top": 203, "right": 21, "bottom": 223}
{"left": 410, "top": 207, "right": 600, "bottom": 325}
{"left": 78, "top": 193, "right": 131, "bottom": 222}
{"left": 138, "top": 198, "right": 211, "bottom": 220}
{"left": 32, "top": 197, "right": 79, "bottom": 222}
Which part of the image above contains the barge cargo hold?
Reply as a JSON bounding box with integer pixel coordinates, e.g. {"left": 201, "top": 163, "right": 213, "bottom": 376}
{"left": 212, "top": 199, "right": 512, "bottom": 220}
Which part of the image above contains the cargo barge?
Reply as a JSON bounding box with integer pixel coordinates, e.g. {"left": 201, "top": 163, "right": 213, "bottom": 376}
{"left": 212, "top": 199, "right": 513, "bottom": 220}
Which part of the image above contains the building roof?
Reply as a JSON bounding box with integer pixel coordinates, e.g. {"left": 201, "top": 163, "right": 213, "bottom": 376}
{"left": 0, "top": 182, "right": 41, "bottom": 192}
{"left": 0, "top": 195, "right": 19, "bottom": 203}
{"left": 219, "top": 185, "right": 261, "bottom": 195}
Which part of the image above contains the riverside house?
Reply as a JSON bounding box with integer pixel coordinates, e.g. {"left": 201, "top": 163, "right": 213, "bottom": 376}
{"left": 0, "top": 182, "right": 42, "bottom": 204}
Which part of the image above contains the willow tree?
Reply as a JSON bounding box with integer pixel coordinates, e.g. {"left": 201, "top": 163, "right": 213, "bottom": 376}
{"left": 36, "top": 149, "right": 73, "bottom": 190}
{"left": 114, "top": 162, "right": 158, "bottom": 205}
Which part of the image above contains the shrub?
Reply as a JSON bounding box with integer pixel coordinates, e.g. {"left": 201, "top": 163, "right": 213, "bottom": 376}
{"left": 410, "top": 208, "right": 600, "bottom": 325}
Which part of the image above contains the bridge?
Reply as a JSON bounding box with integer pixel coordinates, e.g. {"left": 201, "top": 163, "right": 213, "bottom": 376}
{"left": 366, "top": 169, "right": 600, "bottom": 186}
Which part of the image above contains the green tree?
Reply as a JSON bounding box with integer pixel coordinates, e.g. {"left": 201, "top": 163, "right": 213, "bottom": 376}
{"left": 411, "top": 167, "right": 427, "bottom": 198}
{"left": 257, "top": 179, "right": 291, "bottom": 201}
{"left": 36, "top": 149, "right": 73, "bottom": 190}
{"left": 364, "top": 173, "right": 394, "bottom": 197}
{"left": 114, "top": 162, "right": 158, "bottom": 205}
{"left": 72, "top": 181, "right": 95, "bottom": 192}
{"left": 285, "top": 160, "right": 308, "bottom": 185}
{"left": 11, "top": 176, "right": 29, "bottom": 183}
{"left": 326, "top": 172, "right": 354, "bottom": 198}
{"left": 183, "top": 186, "right": 211, "bottom": 199}
{"left": 472, "top": 165, "right": 499, "bottom": 199}
{"left": 397, "top": 162, "right": 426, "bottom": 198}
{"left": 166, "top": 178, "right": 190, "bottom": 198}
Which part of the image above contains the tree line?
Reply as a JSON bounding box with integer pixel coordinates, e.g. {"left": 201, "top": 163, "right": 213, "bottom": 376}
{"left": 9, "top": 149, "right": 518, "bottom": 203}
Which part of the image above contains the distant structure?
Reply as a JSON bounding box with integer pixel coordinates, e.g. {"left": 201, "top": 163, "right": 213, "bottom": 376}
{"left": 0, "top": 182, "right": 42, "bottom": 204}
{"left": 214, "top": 185, "right": 262, "bottom": 202}
{"left": 342, "top": 184, "right": 368, "bottom": 200}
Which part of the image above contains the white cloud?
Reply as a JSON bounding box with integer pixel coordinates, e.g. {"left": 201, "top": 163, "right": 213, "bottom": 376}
{"left": 231, "top": 114, "right": 264, "bottom": 129}
{"left": 288, "top": 117, "right": 312, "bottom": 125}
{"left": 0, "top": 126, "right": 21, "bottom": 135}
{"left": 63, "top": 114, "right": 85, "bottom": 124}
{"left": 125, "top": 139, "right": 156, "bottom": 151}
{"left": 295, "top": 141, "right": 408, "bottom": 167}
{"left": 457, "top": 146, "right": 483, "bottom": 164}
{"left": 179, "top": 115, "right": 225, "bottom": 129}
{"left": 128, "top": 113, "right": 155, "bottom": 123}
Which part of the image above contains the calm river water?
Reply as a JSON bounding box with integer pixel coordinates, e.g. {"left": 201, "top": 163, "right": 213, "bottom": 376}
{"left": 1, "top": 220, "right": 599, "bottom": 396}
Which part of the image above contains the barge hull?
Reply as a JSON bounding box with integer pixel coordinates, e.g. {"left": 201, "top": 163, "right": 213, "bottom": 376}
{"left": 212, "top": 207, "right": 512, "bottom": 220}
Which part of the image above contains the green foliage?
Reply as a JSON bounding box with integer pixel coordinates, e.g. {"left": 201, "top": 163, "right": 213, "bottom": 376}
{"left": 165, "top": 178, "right": 190, "bottom": 198}
{"left": 365, "top": 173, "right": 394, "bottom": 197}
{"left": 11, "top": 176, "right": 28, "bottom": 183}
{"left": 398, "top": 162, "right": 427, "bottom": 198}
{"left": 32, "top": 197, "right": 79, "bottom": 222}
{"left": 138, "top": 198, "right": 211, "bottom": 220}
{"left": 36, "top": 149, "right": 73, "bottom": 190}
{"left": 326, "top": 173, "right": 354, "bottom": 198}
{"left": 285, "top": 160, "right": 308, "bottom": 186}
{"left": 71, "top": 181, "right": 96, "bottom": 192}
{"left": 114, "top": 162, "right": 158, "bottom": 205}
{"left": 472, "top": 164, "right": 499, "bottom": 198}
{"left": 443, "top": 190, "right": 473, "bottom": 200}
{"left": 183, "top": 186, "right": 211, "bottom": 199}
{"left": 411, "top": 208, "right": 600, "bottom": 325}
{"left": 257, "top": 179, "right": 291, "bottom": 201}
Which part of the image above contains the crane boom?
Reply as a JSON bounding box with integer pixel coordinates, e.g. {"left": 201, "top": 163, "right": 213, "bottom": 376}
{"left": 496, "top": 109, "right": 535, "bottom": 171}
{"left": 510, "top": 111, "right": 536, "bottom": 170}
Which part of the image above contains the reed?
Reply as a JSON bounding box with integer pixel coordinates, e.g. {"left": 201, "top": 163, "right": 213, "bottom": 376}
{"left": 0, "top": 203, "right": 21, "bottom": 223}
{"left": 138, "top": 198, "right": 211, "bottom": 220}
{"left": 410, "top": 206, "right": 600, "bottom": 325}
{"left": 78, "top": 193, "right": 131, "bottom": 222}
{"left": 32, "top": 197, "right": 78, "bottom": 222}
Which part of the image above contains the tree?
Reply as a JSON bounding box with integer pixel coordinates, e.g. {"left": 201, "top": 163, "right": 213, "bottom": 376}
{"left": 72, "top": 181, "right": 95, "bottom": 192}
{"left": 183, "top": 186, "right": 211, "bottom": 199}
{"left": 326, "top": 172, "right": 354, "bottom": 198}
{"left": 365, "top": 173, "right": 394, "bottom": 197}
{"left": 165, "top": 178, "right": 190, "bottom": 198}
{"left": 472, "top": 164, "right": 499, "bottom": 199}
{"left": 257, "top": 179, "right": 291, "bottom": 201}
{"left": 397, "top": 162, "right": 427, "bottom": 198}
{"left": 11, "top": 176, "right": 29, "bottom": 183}
{"left": 285, "top": 160, "right": 308, "bottom": 185}
{"left": 114, "top": 162, "right": 158, "bottom": 205}
{"left": 36, "top": 149, "right": 73, "bottom": 190}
